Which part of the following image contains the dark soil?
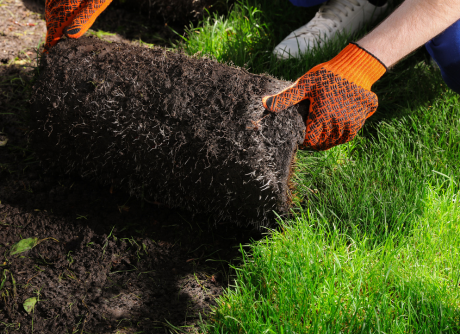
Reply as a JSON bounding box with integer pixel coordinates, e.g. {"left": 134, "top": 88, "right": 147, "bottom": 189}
{"left": 0, "top": 2, "right": 286, "bottom": 334}
{"left": 0, "top": 171, "right": 262, "bottom": 333}
{"left": 1, "top": 63, "right": 264, "bottom": 333}
{"left": 1, "top": 1, "right": 307, "bottom": 332}
{"left": 30, "top": 36, "right": 306, "bottom": 226}
{"left": 0, "top": 65, "right": 261, "bottom": 334}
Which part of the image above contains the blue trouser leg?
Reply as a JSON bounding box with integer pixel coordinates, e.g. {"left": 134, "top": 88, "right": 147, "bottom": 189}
{"left": 426, "top": 19, "right": 460, "bottom": 94}
{"left": 289, "top": 0, "right": 327, "bottom": 7}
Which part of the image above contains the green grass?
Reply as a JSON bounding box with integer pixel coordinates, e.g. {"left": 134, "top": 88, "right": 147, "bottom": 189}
{"left": 175, "top": 0, "right": 270, "bottom": 69}
{"left": 176, "top": 0, "right": 460, "bottom": 332}
{"left": 177, "top": 0, "right": 397, "bottom": 78}
{"left": 209, "top": 181, "right": 460, "bottom": 333}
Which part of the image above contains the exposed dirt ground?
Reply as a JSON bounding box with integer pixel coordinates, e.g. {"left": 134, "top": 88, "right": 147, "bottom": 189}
{"left": 1, "top": 1, "right": 263, "bottom": 333}
{"left": 1, "top": 0, "right": 178, "bottom": 66}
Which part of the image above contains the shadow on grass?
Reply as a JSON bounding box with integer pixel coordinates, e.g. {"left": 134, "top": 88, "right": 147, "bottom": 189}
{"left": 366, "top": 47, "right": 446, "bottom": 130}
{"left": 207, "top": 245, "right": 460, "bottom": 333}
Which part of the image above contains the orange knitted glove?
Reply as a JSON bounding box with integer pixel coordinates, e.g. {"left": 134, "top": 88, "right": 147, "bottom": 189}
{"left": 262, "top": 43, "right": 387, "bottom": 151}
{"left": 44, "top": 0, "right": 112, "bottom": 52}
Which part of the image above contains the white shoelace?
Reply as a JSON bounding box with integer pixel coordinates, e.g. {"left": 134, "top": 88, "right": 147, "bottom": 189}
{"left": 288, "top": 0, "right": 365, "bottom": 39}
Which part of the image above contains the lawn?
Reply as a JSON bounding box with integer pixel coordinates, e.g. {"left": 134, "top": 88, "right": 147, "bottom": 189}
{"left": 176, "top": 0, "right": 460, "bottom": 332}
{"left": 1, "top": 0, "right": 459, "bottom": 332}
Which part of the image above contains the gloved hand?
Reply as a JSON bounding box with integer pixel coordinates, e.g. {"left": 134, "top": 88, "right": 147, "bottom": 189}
{"left": 44, "top": 0, "right": 112, "bottom": 52}
{"left": 262, "top": 43, "right": 387, "bottom": 151}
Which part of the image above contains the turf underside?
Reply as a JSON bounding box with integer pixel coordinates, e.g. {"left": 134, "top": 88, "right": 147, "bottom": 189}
{"left": 39, "top": 0, "right": 220, "bottom": 23}
{"left": 30, "top": 36, "right": 307, "bottom": 226}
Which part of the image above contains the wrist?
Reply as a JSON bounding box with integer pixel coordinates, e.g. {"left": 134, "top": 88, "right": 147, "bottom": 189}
{"left": 321, "top": 43, "right": 387, "bottom": 90}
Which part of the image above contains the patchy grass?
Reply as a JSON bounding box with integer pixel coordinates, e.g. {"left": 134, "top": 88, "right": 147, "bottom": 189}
{"left": 177, "top": 0, "right": 460, "bottom": 332}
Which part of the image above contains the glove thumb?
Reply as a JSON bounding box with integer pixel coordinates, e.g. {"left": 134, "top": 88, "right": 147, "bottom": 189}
{"left": 262, "top": 69, "right": 316, "bottom": 112}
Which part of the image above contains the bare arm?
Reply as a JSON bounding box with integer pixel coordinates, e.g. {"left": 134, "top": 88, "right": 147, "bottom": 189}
{"left": 358, "top": 0, "right": 460, "bottom": 67}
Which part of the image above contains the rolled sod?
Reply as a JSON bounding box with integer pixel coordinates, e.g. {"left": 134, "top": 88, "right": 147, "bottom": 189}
{"left": 30, "top": 37, "right": 306, "bottom": 226}
{"left": 114, "top": 0, "right": 218, "bottom": 22}
{"left": 37, "top": 0, "right": 218, "bottom": 23}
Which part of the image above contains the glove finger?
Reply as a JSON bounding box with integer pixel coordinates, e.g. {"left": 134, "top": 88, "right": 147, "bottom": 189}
{"left": 64, "top": 0, "right": 113, "bottom": 39}
{"left": 303, "top": 101, "right": 331, "bottom": 150}
{"left": 44, "top": 0, "right": 85, "bottom": 52}
{"left": 262, "top": 71, "right": 314, "bottom": 112}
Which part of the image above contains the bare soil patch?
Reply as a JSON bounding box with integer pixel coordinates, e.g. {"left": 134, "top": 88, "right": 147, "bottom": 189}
{"left": 0, "top": 164, "right": 260, "bottom": 333}
{"left": 1, "top": 0, "right": 178, "bottom": 67}
{"left": 1, "top": 64, "right": 263, "bottom": 334}
{"left": 0, "top": 2, "right": 268, "bottom": 333}
{"left": 0, "top": 0, "right": 46, "bottom": 65}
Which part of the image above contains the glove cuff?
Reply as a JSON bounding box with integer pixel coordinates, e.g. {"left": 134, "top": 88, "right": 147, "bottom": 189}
{"left": 322, "top": 43, "right": 387, "bottom": 91}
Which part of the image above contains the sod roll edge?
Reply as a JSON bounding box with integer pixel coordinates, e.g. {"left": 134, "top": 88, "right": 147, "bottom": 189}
{"left": 38, "top": 0, "right": 219, "bottom": 23}
{"left": 30, "top": 37, "right": 306, "bottom": 226}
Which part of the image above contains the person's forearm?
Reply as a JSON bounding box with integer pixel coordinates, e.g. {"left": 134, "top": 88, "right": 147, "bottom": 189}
{"left": 358, "top": 0, "right": 460, "bottom": 67}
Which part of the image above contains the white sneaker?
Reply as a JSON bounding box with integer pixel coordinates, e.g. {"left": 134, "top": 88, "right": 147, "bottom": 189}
{"left": 273, "top": 0, "right": 388, "bottom": 59}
